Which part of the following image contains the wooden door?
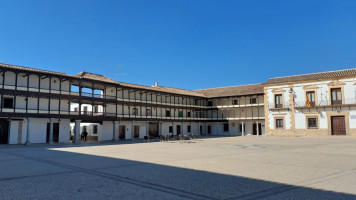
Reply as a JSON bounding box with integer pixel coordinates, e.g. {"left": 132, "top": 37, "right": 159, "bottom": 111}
{"left": 134, "top": 125, "right": 140, "bottom": 138}
{"left": 0, "top": 119, "right": 9, "bottom": 144}
{"left": 176, "top": 125, "right": 181, "bottom": 135}
{"left": 200, "top": 125, "right": 203, "bottom": 135}
{"left": 149, "top": 123, "right": 158, "bottom": 137}
{"left": 331, "top": 116, "right": 346, "bottom": 135}
{"left": 258, "top": 123, "right": 262, "bottom": 135}
{"left": 331, "top": 88, "right": 342, "bottom": 105}
{"left": 207, "top": 126, "right": 211, "bottom": 134}
{"left": 252, "top": 123, "right": 257, "bottom": 135}
{"left": 119, "top": 125, "right": 125, "bottom": 139}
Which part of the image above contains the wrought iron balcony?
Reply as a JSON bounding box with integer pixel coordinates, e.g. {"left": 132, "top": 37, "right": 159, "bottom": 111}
{"left": 294, "top": 98, "right": 356, "bottom": 108}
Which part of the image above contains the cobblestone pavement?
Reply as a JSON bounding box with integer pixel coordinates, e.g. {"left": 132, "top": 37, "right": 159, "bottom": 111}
{"left": 1, "top": 136, "right": 356, "bottom": 200}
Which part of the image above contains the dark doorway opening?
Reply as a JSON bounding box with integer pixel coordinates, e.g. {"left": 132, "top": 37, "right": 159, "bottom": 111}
{"left": 46, "top": 123, "right": 59, "bottom": 143}
{"left": 200, "top": 125, "right": 203, "bottom": 135}
{"left": 119, "top": 125, "right": 126, "bottom": 139}
{"left": 134, "top": 125, "right": 140, "bottom": 138}
{"left": 0, "top": 119, "right": 9, "bottom": 144}
{"left": 149, "top": 122, "right": 158, "bottom": 137}
{"left": 208, "top": 125, "right": 211, "bottom": 134}
{"left": 176, "top": 125, "right": 181, "bottom": 136}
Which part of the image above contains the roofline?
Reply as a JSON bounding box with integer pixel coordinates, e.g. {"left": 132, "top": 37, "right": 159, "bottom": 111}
{"left": 263, "top": 74, "right": 356, "bottom": 86}
{"left": 205, "top": 93, "right": 265, "bottom": 99}
{"left": 194, "top": 83, "right": 262, "bottom": 91}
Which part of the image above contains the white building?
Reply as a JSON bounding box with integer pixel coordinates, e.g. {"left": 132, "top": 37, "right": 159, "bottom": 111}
{"left": 0, "top": 63, "right": 265, "bottom": 145}
{"left": 264, "top": 68, "right": 356, "bottom": 136}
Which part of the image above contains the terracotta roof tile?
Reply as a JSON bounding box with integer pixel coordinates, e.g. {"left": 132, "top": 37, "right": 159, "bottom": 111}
{"left": 0, "top": 63, "right": 71, "bottom": 77}
{"left": 264, "top": 68, "right": 356, "bottom": 85}
{"left": 194, "top": 84, "right": 264, "bottom": 98}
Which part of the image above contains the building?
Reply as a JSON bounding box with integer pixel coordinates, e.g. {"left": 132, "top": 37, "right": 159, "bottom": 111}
{"left": 264, "top": 68, "right": 356, "bottom": 136}
{"left": 0, "top": 63, "right": 265, "bottom": 145}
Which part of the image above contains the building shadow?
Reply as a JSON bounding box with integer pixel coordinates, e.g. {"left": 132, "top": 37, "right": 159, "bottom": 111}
{"left": 1, "top": 144, "right": 355, "bottom": 200}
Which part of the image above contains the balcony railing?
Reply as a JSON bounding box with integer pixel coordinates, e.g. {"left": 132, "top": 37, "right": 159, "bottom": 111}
{"left": 294, "top": 98, "right": 356, "bottom": 108}
{"left": 268, "top": 102, "right": 290, "bottom": 109}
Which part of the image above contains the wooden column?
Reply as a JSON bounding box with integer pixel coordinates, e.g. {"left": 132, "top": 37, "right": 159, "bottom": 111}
{"left": 13, "top": 72, "right": 18, "bottom": 113}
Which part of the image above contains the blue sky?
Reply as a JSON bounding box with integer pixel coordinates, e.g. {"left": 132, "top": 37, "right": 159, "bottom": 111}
{"left": 0, "top": 0, "right": 356, "bottom": 90}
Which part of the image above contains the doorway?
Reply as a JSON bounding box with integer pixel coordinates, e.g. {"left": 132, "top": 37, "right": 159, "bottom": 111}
{"left": 176, "top": 125, "right": 181, "bottom": 135}
{"left": 331, "top": 116, "right": 346, "bottom": 135}
{"left": 149, "top": 122, "right": 158, "bottom": 137}
{"left": 252, "top": 123, "right": 263, "bottom": 135}
{"left": 207, "top": 125, "right": 211, "bottom": 134}
{"left": 119, "top": 125, "right": 126, "bottom": 139}
{"left": 46, "top": 123, "right": 59, "bottom": 143}
{"left": 200, "top": 125, "right": 203, "bottom": 135}
{"left": 0, "top": 119, "right": 9, "bottom": 144}
{"left": 134, "top": 125, "right": 140, "bottom": 138}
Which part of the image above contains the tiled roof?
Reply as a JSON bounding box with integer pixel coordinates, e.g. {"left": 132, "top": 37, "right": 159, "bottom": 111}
{"left": 194, "top": 84, "right": 264, "bottom": 98}
{"left": 264, "top": 68, "right": 356, "bottom": 85}
{"left": 74, "top": 71, "right": 117, "bottom": 83}
{"left": 0, "top": 63, "right": 71, "bottom": 77}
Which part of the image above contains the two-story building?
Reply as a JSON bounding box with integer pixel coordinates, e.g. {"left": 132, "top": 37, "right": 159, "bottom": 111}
{"left": 264, "top": 68, "right": 356, "bottom": 136}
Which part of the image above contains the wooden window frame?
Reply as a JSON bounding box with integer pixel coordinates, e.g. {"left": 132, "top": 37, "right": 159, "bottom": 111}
{"left": 275, "top": 118, "right": 284, "bottom": 129}
{"left": 306, "top": 116, "right": 319, "bottom": 129}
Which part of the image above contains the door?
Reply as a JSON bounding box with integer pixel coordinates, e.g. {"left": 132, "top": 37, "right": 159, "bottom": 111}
{"left": 149, "top": 123, "right": 158, "bottom": 137}
{"left": 119, "top": 125, "right": 126, "bottom": 139}
{"left": 252, "top": 123, "right": 257, "bottom": 135}
{"left": 176, "top": 125, "right": 181, "bottom": 136}
{"left": 0, "top": 119, "right": 9, "bottom": 144}
{"left": 134, "top": 125, "right": 140, "bottom": 138}
{"left": 258, "top": 123, "right": 262, "bottom": 135}
{"left": 200, "top": 125, "right": 203, "bottom": 135}
{"left": 46, "top": 123, "right": 60, "bottom": 143}
{"left": 331, "top": 116, "right": 346, "bottom": 135}
{"left": 207, "top": 125, "right": 211, "bottom": 134}
{"left": 331, "top": 88, "right": 342, "bottom": 105}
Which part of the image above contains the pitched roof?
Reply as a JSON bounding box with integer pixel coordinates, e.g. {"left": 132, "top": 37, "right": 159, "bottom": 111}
{"left": 194, "top": 83, "right": 264, "bottom": 98}
{"left": 74, "top": 71, "right": 117, "bottom": 83}
{"left": 264, "top": 68, "right": 356, "bottom": 85}
{"left": 0, "top": 63, "right": 71, "bottom": 77}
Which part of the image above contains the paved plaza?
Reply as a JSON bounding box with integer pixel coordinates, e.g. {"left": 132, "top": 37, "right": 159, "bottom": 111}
{"left": 1, "top": 136, "right": 356, "bottom": 199}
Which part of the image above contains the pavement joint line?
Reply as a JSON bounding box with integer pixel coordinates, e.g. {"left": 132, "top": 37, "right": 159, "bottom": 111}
{"left": 0, "top": 171, "right": 78, "bottom": 182}
{"left": 6, "top": 151, "right": 218, "bottom": 200}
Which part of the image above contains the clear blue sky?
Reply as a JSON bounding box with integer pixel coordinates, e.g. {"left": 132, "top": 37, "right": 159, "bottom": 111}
{"left": 0, "top": 0, "right": 356, "bottom": 90}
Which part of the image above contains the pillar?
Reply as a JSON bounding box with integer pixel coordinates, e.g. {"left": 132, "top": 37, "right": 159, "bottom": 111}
{"left": 73, "top": 120, "right": 81, "bottom": 143}
{"left": 113, "top": 121, "right": 119, "bottom": 141}
{"left": 198, "top": 122, "right": 201, "bottom": 135}
{"left": 49, "top": 118, "right": 53, "bottom": 144}
{"left": 131, "top": 120, "right": 135, "bottom": 140}
{"left": 242, "top": 122, "right": 245, "bottom": 136}
{"left": 158, "top": 121, "right": 161, "bottom": 136}
{"left": 256, "top": 121, "right": 259, "bottom": 136}
{"left": 26, "top": 118, "right": 31, "bottom": 145}
{"left": 146, "top": 121, "right": 148, "bottom": 137}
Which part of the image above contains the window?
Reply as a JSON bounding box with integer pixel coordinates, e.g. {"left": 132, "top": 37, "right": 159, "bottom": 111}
{"left": 276, "top": 119, "right": 283, "bottom": 128}
{"left": 169, "top": 126, "right": 173, "bottom": 133}
{"left": 250, "top": 98, "right": 257, "bottom": 104}
{"left": 306, "top": 91, "right": 316, "bottom": 107}
{"left": 132, "top": 108, "right": 138, "bottom": 115}
{"left": 83, "top": 106, "right": 88, "bottom": 115}
{"left": 187, "top": 125, "right": 191, "bottom": 133}
{"left": 207, "top": 101, "right": 213, "bottom": 106}
{"left": 331, "top": 88, "right": 342, "bottom": 105}
{"left": 195, "top": 100, "right": 199, "bottom": 105}
{"left": 232, "top": 100, "right": 239, "bottom": 105}
{"left": 3, "top": 97, "right": 14, "bottom": 108}
{"left": 166, "top": 110, "right": 171, "bottom": 117}
{"left": 187, "top": 112, "right": 191, "bottom": 117}
{"left": 93, "top": 105, "right": 99, "bottom": 113}
{"left": 275, "top": 94, "right": 282, "bottom": 108}
{"left": 307, "top": 117, "right": 318, "bottom": 128}
{"left": 146, "top": 109, "right": 151, "bottom": 116}
{"left": 178, "top": 111, "right": 183, "bottom": 117}
{"left": 93, "top": 125, "right": 98, "bottom": 134}
{"left": 223, "top": 123, "right": 229, "bottom": 132}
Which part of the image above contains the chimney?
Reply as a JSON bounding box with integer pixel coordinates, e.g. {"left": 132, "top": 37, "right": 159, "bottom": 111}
{"left": 152, "top": 82, "right": 158, "bottom": 87}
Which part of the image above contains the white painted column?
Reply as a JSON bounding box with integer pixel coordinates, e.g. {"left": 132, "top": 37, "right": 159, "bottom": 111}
{"left": 256, "top": 121, "right": 259, "bottom": 136}
{"left": 49, "top": 118, "right": 53, "bottom": 144}
{"left": 198, "top": 122, "right": 201, "bottom": 135}
{"left": 242, "top": 122, "right": 245, "bottom": 136}
{"left": 131, "top": 120, "right": 134, "bottom": 140}
{"left": 73, "top": 120, "right": 81, "bottom": 143}
{"left": 26, "top": 117, "right": 31, "bottom": 145}
{"left": 146, "top": 121, "right": 148, "bottom": 137}
{"left": 113, "top": 121, "right": 119, "bottom": 141}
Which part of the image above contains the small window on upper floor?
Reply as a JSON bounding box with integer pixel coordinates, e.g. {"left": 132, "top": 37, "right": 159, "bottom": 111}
{"left": 232, "top": 100, "right": 239, "bottom": 105}
{"left": 178, "top": 111, "right": 183, "bottom": 117}
{"left": 250, "top": 98, "right": 257, "bottom": 104}
{"left": 187, "top": 112, "right": 191, "bottom": 118}
{"left": 166, "top": 110, "right": 171, "bottom": 117}
{"left": 146, "top": 109, "right": 151, "bottom": 116}
{"left": 207, "top": 101, "right": 213, "bottom": 106}
{"left": 3, "top": 97, "right": 14, "bottom": 108}
{"left": 132, "top": 108, "right": 138, "bottom": 115}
